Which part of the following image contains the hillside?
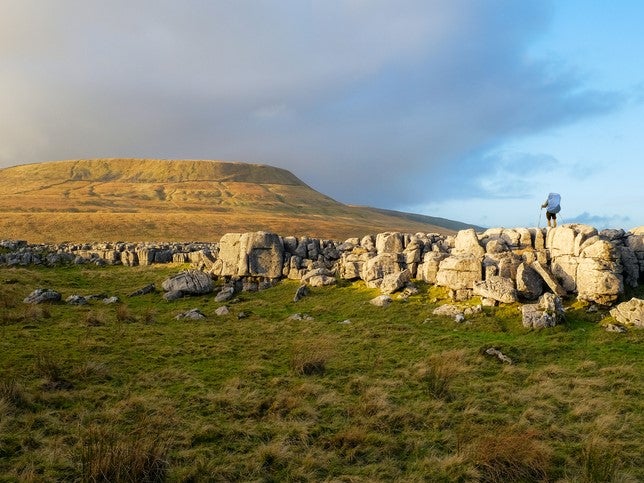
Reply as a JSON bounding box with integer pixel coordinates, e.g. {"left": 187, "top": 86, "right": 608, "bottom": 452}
{"left": 0, "top": 159, "right": 476, "bottom": 242}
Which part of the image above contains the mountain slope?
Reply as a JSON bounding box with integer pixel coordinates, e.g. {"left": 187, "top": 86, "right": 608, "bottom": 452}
{"left": 0, "top": 159, "right": 476, "bottom": 242}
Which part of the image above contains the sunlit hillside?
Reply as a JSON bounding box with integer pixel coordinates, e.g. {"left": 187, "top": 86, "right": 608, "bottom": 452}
{"left": 0, "top": 159, "right": 477, "bottom": 242}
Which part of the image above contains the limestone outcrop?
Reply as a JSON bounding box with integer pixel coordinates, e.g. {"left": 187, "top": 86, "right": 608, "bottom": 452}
{"left": 3, "top": 224, "right": 643, "bottom": 307}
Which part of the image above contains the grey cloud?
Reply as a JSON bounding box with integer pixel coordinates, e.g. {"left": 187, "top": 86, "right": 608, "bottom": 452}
{"left": 0, "top": 0, "right": 624, "bottom": 209}
{"left": 566, "top": 212, "right": 631, "bottom": 229}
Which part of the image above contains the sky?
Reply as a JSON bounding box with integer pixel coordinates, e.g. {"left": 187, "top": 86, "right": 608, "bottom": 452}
{"left": 1, "top": 0, "right": 643, "bottom": 229}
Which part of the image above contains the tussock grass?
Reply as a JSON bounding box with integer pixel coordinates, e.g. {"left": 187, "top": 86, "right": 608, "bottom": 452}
{"left": 290, "top": 336, "right": 335, "bottom": 376}
{"left": 415, "top": 349, "right": 467, "bottom": 400}
{"left": 466, "top": 426, "right": 553, "bottom": 482}
{"left": 78, "top": 425, "right": 169, "bottom": 482}
{"left": 0, "top": 264, "right": 642, "bottom": 480}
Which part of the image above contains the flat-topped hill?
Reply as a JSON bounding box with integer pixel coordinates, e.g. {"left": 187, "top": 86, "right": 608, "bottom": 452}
{"left": 0, "top": 159, "right": 477, "bottom": 242}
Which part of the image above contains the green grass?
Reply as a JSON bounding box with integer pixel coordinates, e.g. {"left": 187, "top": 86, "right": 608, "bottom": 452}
{"left": 0, "top": 264, "right": 642, "bottom": 481}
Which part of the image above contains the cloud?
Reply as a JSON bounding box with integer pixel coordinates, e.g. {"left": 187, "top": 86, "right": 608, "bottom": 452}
{"left": 565, "top": 212, "right": 631, "bottom": 229}
{"left": 0, "top": 0, "right": 624, "bottom": 210}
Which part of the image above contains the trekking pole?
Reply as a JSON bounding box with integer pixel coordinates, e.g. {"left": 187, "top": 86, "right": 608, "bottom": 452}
{"left": 537, "top": 207, "right": 542, "bottom": 228}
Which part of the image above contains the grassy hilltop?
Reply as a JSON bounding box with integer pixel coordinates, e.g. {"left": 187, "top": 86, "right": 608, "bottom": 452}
{"left": 0, "top": 263, "right": 642, "bottom": 480}
{"left": 0, "top": 159, "right": 476, "bottom": 242}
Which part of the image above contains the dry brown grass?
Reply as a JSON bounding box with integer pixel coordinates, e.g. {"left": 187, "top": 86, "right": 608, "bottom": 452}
{"left": 466, "top": 426, "right": 553, "bottom": 482}
{"left": 415, "top": 349, "right": 467, "bottom": 400}
{"left": 290, "top": 337, "right": 335, "bottom": 376}
{"left": 0, "top": 158, "right": 459, "bottom": 242}
{"left": 78, "top": 425, "right": 169, "bottom": 482}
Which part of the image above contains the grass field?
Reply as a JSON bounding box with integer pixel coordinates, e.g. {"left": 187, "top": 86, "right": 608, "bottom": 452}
{"left": 0, "top": 264, "right": 642, "bottom": 481}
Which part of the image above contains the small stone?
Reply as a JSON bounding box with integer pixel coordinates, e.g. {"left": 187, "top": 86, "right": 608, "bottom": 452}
{"left": 370, "top": 295, "right": 393, "bottom": 307}
{"left": 128, "top": 283, "right": 156, "bottom": 297}
{"left": 215, "top": 286, "right": 235, "bottom": 303}
{"left": 66, "top": 295, "right": 88, "bottom": 305}
{"left": 484, "top": 347, "right": 513, "bottom": 364}
{"left": 293, "top": 284, "right": 308, "bottom": 302}
{"left": 215, "top": 306, "right": 230, "bottom": 316}
{"left": 175, "top": 308, "right": 206, "bottom": 320}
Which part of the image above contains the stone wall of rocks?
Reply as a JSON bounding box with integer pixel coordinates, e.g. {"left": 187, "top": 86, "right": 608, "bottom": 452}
{"left": 0, "top": 240, "right": 217, "bottom": 267}
{"left": 2, "top": 224, "right": 643, "bottom": 306}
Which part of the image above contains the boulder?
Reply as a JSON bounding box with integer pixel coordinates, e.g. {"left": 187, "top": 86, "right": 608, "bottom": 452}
{"left": 215, "top": 232, "right": 284, "bottom": 278}
{"left": 551, "top": 255, "right": 578, "bottom": 292}
{"left": 380, "top": 269, "right": 411, "bottom": 294}
{"left": 163, "top": 290, "right": 184, "bottom": 301}
{"left": 416, "top": 251, "right": 448, "bottom": 284}
{"left": 24, "top": 288, "right": 62, "bottom": 304}
{"left": 301, "top": 268, "right": 336, "bottom": 287}
{"left": 576, "top": 240, "right": 623, "bottom": 305}
{"left": 609, "top": 298, "right": 644, "bottom": 327}
{"left": 531, "top": 261, "right": 567, "bottom": 297}
{"left": 376, "top": 232, "right": 405, "bottom": 254}
{"left": 162, "top": 270, "right": 214, "bottom": 296}
{"left": 436, "top": 255, "right": 482, "bottom": 292}
{"left": 516, "top": 263, "right": 543, "bottom": 300}
{"left": 453, "top": 229, "right": 485, "bottom": 258}
{"left": 363, "top": 253, "right": 404, "bottom": 288}
{"left": 472, "top": 276, "right": 518, "bottom": 304}
{"left": 521, "top": 292, "right": 564, "bottom": 329}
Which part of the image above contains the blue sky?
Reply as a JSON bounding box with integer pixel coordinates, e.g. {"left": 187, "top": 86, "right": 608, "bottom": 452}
{"left": 1, "top": 1, "right": 642, "bottom": 229}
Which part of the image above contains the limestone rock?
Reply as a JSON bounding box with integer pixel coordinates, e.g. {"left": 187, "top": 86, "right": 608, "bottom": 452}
{"left": 376, "top": 232, "right": 405, "bottom": 254}
{"left": 576, "top": 240, "right": 623, "bottom": 305}
{"left": 472, "top": 276, "right": 518, "bottom": 304}
{"left": 293, "top": 284, "right": 308, "bottom": 302}
{"left": 484, "top": 348, "right": 513, "bottom": 364}
{"left": 370, "top": 295, "right": 393, "bottom": 307}
{"left": 380, "top": 269, "right": 411, "bottom": 294}
{"left": 128, "top": 283, "right": 156, "bottom": 297}
{"left": 432, "top": 304, "right": 464, "bottom": 319}
{"left": 24, "top": 288, "right": 62, "bottom": 304}
{"left": 516, "top": 263, "right": 543, "bottom": 300}
{"left": 436, "top": 255, "right": 482, "bottom": 292}
{"left": 215, "top": 232, "right": 284, "bottom": 278}
{"left": 162, "top": 270, "right": 214, "bottom": 296}
{"left": 609, "top": 298, "right": 644, "bottom": 327}
{"left": 416, "top": 251, "right": 448, "bottom": 284}
{"left": 66, "top": 295, "right": 88, "bottom": 305}
{"left": 215, "top": 285, "right": 235, "bottom": 303}
{"left": 363, "top": 253, "right": 403, "bottom": 288}
{"left": 531, "top": 261, "right": 567, "bottom": 297}
{"left": 302, "top": 268, "right": 336, "bottom": 287}
{"left": 215, "top": 306, "right": 230, "bottom": 316}
{"left": 454, "top": 228, "right": 485, "bottom": 258}
{"left": 521, "top": 293, "right": 564, "bottom": 329}
{"left": 163, "top": 290, "right": 184, "bottom": 301}
{"left": 175, "top": 308, "right": 207, "bottom": 320}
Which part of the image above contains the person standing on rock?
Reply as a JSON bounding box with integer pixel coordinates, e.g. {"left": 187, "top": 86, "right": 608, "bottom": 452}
{"left": 541, "top": 193, "right": 561, "bottom": 228}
